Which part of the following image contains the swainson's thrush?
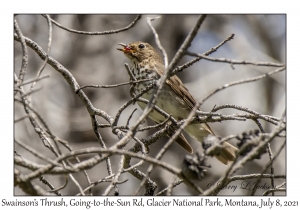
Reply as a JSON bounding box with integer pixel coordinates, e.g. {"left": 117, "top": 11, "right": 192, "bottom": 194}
{"left": 117, "top": 41, "right": 237, "bottom": 164}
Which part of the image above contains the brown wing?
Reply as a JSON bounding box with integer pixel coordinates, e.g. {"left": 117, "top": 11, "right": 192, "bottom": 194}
{"left": 167, "top": 75, "right": 196, "bottom": 111}
{"left": 167, "top": 75, "right": 214, "bottom": 135}
{"left": 152, "top": 118, "right": 193, "bottom": 153}
{"left": 167, "top": 125, "right": 193, "bottom": 153}
{"left": 154, "top": 62, "right": 197, "bottom": 110}
{"left": 155, "top": 62, "right": 214, "bottom": 134}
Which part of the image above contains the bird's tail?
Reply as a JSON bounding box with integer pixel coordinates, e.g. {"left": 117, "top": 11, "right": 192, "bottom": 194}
{"left": 215, "top": 142, "right": 238, "bottom": 165}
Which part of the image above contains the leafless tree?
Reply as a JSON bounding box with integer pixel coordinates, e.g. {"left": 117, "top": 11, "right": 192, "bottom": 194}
{"left": 14, "top": 14, "right": 286, "bottom": 196}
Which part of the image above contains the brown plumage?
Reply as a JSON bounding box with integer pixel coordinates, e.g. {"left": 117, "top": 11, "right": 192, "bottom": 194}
{"left": 117, "top": 41, "right": 237, "bottom": 164}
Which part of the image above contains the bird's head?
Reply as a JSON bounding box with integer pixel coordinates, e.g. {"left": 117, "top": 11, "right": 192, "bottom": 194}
{"left": 117, "top": 41, "right": 163, "bottom": 64}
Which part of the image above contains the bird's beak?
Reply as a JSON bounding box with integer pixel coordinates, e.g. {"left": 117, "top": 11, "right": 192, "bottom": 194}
{"left": 117, "top": 43, "right": 133, "bottom": 53}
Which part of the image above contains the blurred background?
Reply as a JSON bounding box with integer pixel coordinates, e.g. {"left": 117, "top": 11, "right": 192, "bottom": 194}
{"left": 14, "top": 14, "right": 286, "bottom": 195}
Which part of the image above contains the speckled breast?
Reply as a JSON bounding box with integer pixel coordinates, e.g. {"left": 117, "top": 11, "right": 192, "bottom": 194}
{"left": 130, "top": 63, "right": 159, "bottom": 97}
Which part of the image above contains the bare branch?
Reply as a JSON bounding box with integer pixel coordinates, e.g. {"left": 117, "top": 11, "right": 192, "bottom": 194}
{"left": 14, "top": 15, "right": 286, "bottom": 196}
{"left": 171, "top": 33, "right": 235, "bottom": 75}
{"left": 198, "top": 66, "right": 285, "bottom": 107}
{"left": 29, "top": 14, "right": 52, "bottom": 93}
{"left": 147, "top": 16, "right": 168, "bottom": 68}
{"left": 14, "top": 19, "right": 28, "bottom": 84}
{"left": 168, "top": 15, "right": 207, "bottom": 72}
{"left": 76, "top": 78, "right": 153, "bottom": 93}
{"left": 15, "top": 169, "right": 52, "bottom": 196}
{"left": 39, "top": 176, "right": 62, "bottom": 196}
{"left": 42, "top": 14, "right": 141, "bottom": 35}
{"left": 186, "top": 51, "right": 285, "bottom": 67}
{"left": 20, "top": 147, "right": 181, "bottom": 181}
{"left": 18, "top": 75, "right": 50, "bottom": 86}
{"left": 251, "top": 139, "right": 286, "bottom": 195}
{"left": 155, "top": 180, "right": 183, "bottom": 196}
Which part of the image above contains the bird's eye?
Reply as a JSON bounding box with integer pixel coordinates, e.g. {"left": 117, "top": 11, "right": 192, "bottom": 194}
{"left": 138, "top": 44, "right": 145, "bottom": 49}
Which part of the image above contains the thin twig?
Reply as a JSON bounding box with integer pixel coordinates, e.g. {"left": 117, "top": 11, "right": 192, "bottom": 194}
{"left": 39, "top": 176, "right": 62, "bottom": 196}
{"left": 250, "top": 139, "right": 286, "bottom": 195}
{"left": 29, "top": 14, "right": 52, "bottom": 93}
{"left": 14, "top": 19, "right": 28, "bottom": 84}
{"left": 21, "top": 87, "right": 43, "bottom": 97}
{"left": 166, "top": 175, "right": 178, "bottom": 196}
{"left": 171, "top": 33, "right": 234, "bottom": 76}
{"left": 111, "top": 84, "right": 154, "bottom": 128}
{"left": 266, "top": 142, "right": 275, "bottom": 196}
{"left": 15, "top": 78, "right": 59, "bottom": 157}
{"left": 15, "top": 138, "right": 65, "bottom": 168}
{"left": 76, "top": 79, "right": 153, "bottom": 93}
{"left": 199, "top": 66, "right": 286, "bottom": 108}
{"left": 103, "top": 155, "right": 125, "bottom": 196}
{"left": 14, "top": 99, "right": 56, "bottom": 139}
{"left": 186, "top": 52, "right": 285, "bottom": 67}
{"left": 97, "top": 124, "right": 111, "bottom": 128}
{"left": 47, "top": 175, "right": 68, "bottom": 194}
{"left": 56, "top": 138, "right": 93, "bottom": 194}
{"left": 18, "top": 75, "right": 50, "bottom": 86}
{"left": 22, "top": 147, "right": 181, "bottom": 181}
{"left": 123, "top": 160, "right": 145, "bottom": 172}
{"left": 212, "top": 104, "right": 282, "bottom": 122}
{"left": 262, "top": 188, "right": 285, "bottom": 196}
{"left": 125, "top": 63, "right": 137, "bottom": 81}
{"left": 147, "top": 16, "right": 168, "bottom": 68}
{"left": 126, "top": 108, "right": 137, "bottom": 128}
{"left": 14, "top": 115, "right": 29, "bottom": 123}
{"left": 156, "top": 180, "right": 183, "bottom": 196}
{"left": 76, "top": 175, "right": 128, "bottom": 196}
{"left": 228, "top": 174, "right": 286, "bottom": 182}
{"left": 15, "top": 169, "right": 51, "bottom": 196}
{"left": 132, "top": 136, "right": 147, "bottom": 155}
{"left": 168, "top": 15, "right": 207, "bottom": 72}
{"left": 138, "top": 115, "right": 171, "bottom": 132}
{"left": 42, "top": 14, "right": 141, "bottom": 35}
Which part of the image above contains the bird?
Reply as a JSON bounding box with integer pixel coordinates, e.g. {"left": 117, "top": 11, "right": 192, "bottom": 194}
{"left": 117, "top": 41, "right": 237, "bottom": 165}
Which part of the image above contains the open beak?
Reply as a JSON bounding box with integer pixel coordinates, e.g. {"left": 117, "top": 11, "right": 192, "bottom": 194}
{"left": 117, "top": 43, "right": 133, "bottom": 53}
